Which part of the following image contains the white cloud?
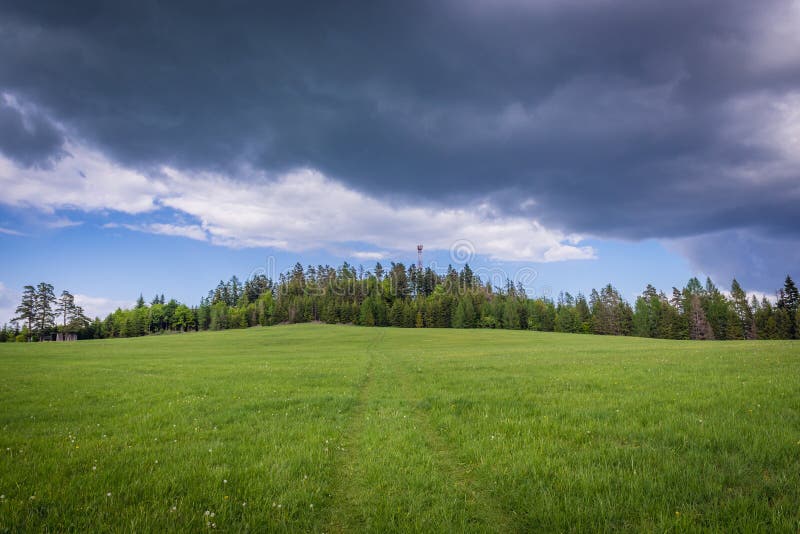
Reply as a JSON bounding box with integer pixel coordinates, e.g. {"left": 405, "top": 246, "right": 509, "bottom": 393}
{"left": 0, "top": 226, "right": 25, "bottom": 236}
{"left": 351, "top": 251, "right": 389, "bottom": 261}
{"left": 160, "top": 167, "right": 596, "bottom": 262}
{"left": 0, "top": 141, "right": 596, "bottom": 263}
{"left": 73, "top": 294, "right": 134, "bottom": 320}
{"left": 44, "top": 217, "right": 83, "bottom": 229}
{"left": 105, "top": 222, "right": 208, "bottom": 242}
{"left": 0, "top": 142, "right": 165, "bottom": 214}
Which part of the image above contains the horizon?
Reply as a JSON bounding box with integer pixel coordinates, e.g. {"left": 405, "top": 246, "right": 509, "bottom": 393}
{"left": 2, "top": 0, "right": 799, "bottom": 322}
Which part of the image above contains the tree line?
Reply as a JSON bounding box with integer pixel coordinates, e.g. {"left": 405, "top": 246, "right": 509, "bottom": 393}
{"left": 2, "top": 262, "right": 799, "bottom": 342}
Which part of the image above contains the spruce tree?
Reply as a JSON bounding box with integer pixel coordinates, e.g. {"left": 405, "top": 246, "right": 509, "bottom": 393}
{"left": 780, "top": 275, "right": 799, "bottom": 338}
{"left": 452, "top": 300, "right": 467, "bottom": 328}
{"left": 729, "top": 279, "right": 754, "bottom": 339}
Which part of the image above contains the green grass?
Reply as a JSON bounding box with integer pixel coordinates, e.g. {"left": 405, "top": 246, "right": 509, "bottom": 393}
{"left": 0, "top": 324, "right": 798, "bottom": 532}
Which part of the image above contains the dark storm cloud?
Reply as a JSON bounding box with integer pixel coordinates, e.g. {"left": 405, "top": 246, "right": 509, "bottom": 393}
{"left": 1, "top": 0, "right": 798, "bottom": 287}
{"left": 0, "top": 97, "right": 66, "bottom": 168}
{"left": 670, "top": 230, "right": 800, "bottom": 295}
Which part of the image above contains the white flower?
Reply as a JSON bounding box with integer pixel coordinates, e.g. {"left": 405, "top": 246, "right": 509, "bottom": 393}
{"left": 204, "top": 510, "right": 210, "bottom": 516}
{"left": 106, "top": 492, "right": 112, "bottom": 497}
{"left": 223, "top": 479, "right": 227, "bottom": 484}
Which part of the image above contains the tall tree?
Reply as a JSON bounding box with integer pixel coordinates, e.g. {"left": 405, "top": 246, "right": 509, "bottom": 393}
{"left": 729, "top": 279, "right": 755, "bottom": 340}
{"left": 778, "top": 275, "right": 799, "bottom": 338}
{"left": 34, "top": 283, "right": 57, "bottom": 336}
{"left": 13, "top": 285, "right": 36, "bottom": 341}
{"left": 58, "top": 290, "right": 76, "bottom": 333}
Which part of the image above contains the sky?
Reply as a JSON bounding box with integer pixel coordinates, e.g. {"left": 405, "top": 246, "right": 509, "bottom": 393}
{"left": 1, "top": 0, "right": 799, "bottom": 323}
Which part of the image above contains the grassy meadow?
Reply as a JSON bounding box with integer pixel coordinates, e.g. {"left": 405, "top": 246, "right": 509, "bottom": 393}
{"left": 0, "top": 324, "right": 798, "bottom": 532}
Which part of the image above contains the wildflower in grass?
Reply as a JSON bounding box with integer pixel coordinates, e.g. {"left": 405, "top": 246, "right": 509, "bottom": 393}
{"left": 204, "top": 510, "right": 210, "bottom": 516}
{"left": 171, "top": 506, "right": 177, "bottom": 512}
{"left": 1, "top": 495, "right": 5, "bottom": 500}
{"left": 224, "top": 496, "right": 229, "bottom": 500}
{"left": 242, "top": 502, "right": 246, "bottom": 507}
{"left": 107, "top": 492, "right": 112, "bottom": 497}
{"left": 30, "top": 495, "right": 36, "bottom": 500}
{"left": 223, "top": 479, "right": 227, "bottom": 484}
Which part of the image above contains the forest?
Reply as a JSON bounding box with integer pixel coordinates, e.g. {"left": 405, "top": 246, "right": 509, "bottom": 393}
{"left": 2, "top": 262, "right": 799, "bottom": 342}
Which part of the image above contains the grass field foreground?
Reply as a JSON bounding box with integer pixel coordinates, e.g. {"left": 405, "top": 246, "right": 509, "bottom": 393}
{"left": 0, "top": 324, "right": 799, "bottom": 532}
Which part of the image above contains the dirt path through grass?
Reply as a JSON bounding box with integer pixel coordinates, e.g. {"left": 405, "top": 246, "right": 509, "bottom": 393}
{"left": 322, "top": 329, "right": 516, "bottom": 533}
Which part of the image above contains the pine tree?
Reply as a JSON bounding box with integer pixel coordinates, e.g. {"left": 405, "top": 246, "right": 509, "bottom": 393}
{"left": 778, "top": 275, "right": 799, "bottom": 338}
{"left": 462, "top": 296, "right": 475, "bottom": 328}
{"left": 452, "top": 299, "right": 466, "bottom": 328}
{"left": 782, "top": 276, "right": 799, "bottom": 313}
{"left": 774, "top": 308, "right": 792, "bottom": 339}
{"left": 359, "top": 300, "right": 375, "bottom": 326}
{"left": 56, "top": 290, "right": 87, "bottom": 336}
{"left": 13, "top": 285, "right": 36, "bottom": 341}
{"left": 729, "top": 279, "right": 754, "bottom": 339}
{"left": 34, "top": 282, "right": 57, "bottom": 337}
{"left": 755, "top": 297, "right": 775, "bottom": 339}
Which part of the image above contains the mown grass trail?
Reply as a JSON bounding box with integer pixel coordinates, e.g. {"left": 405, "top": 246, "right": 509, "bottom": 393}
{"left": 0, "top": 324, "right": 799, "bottom": 532}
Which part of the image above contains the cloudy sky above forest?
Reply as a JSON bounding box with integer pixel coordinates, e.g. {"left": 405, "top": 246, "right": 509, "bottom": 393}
{"left": 1, "top": 0, "right": 799, "bottom": 320}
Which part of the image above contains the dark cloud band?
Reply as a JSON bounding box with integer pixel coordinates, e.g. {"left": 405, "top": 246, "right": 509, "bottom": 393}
{"left": 0, "top": 0, "right": 798, "bottom": 288}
